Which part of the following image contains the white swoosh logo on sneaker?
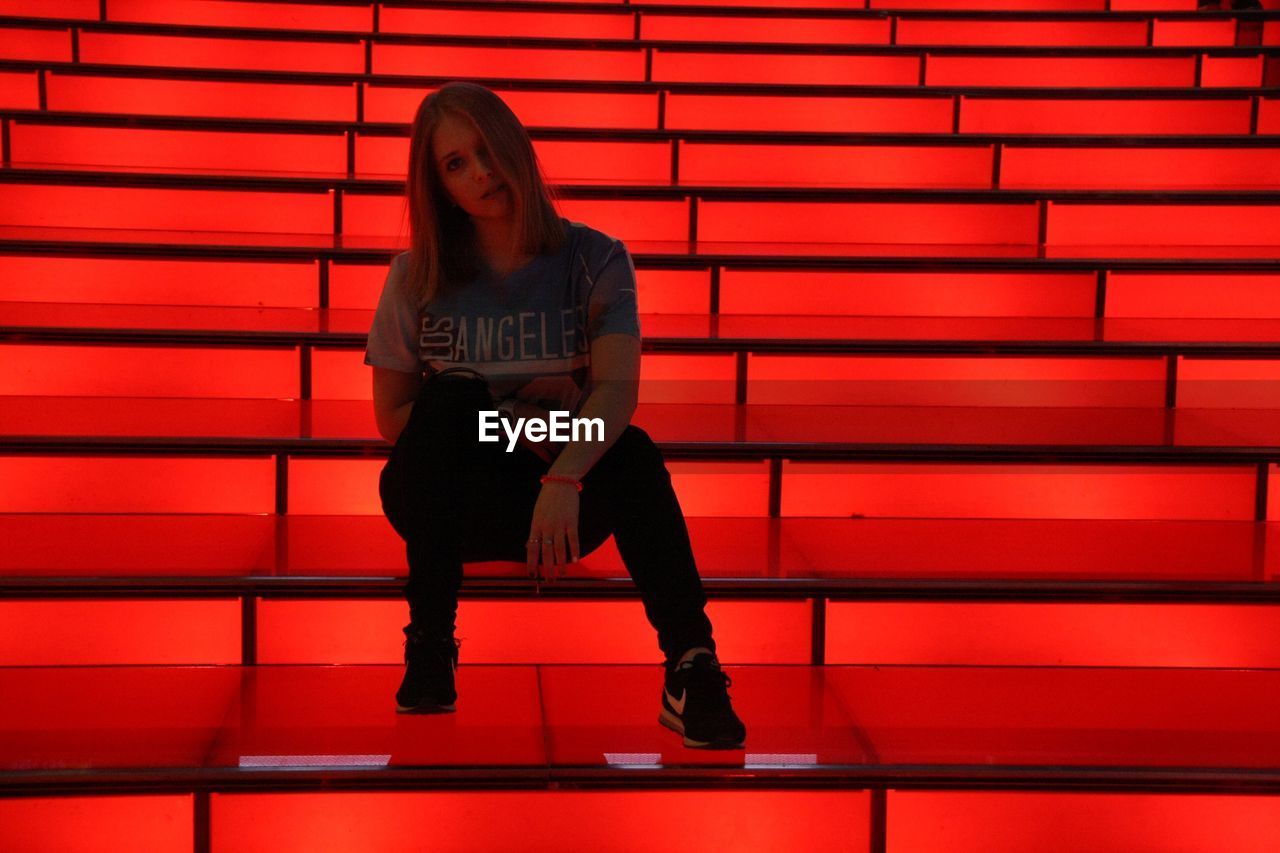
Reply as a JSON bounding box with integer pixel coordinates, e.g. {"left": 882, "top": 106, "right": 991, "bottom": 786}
{"left": 666, "top": 688, "right": 686, "bottom": 714}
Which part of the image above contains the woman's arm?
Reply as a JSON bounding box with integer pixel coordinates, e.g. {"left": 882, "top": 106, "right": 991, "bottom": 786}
{"left": 373, "top": 366, "right": 425, "bottom": 443}
{"left": 545, "top": 333, "right": 641, "bottom": 480}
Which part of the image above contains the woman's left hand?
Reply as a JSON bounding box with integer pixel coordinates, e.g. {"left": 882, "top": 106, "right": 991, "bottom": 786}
{"left": 526, "top": 483, "right": 581, "bottom": 579}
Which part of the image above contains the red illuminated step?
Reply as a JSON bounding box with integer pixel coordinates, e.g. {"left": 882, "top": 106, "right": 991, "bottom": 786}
{"left": 5, "top": 170, "right": 1280, "bottom": 245}
{"left": 6, "top": 69, "right": 1275, "bottom": 133}
{"left": 5, "top": 396, "right": 1280, "bottom": 454}
{"left": 9, "top": 121, "right": 1280, "bottom": 188}
{"left": 5, "top": 44, "right": 1277, "bottom": 88}
{"left": 1, "top": 513, "right": 1275, "bottom": 592}
{"left": 1, "top": 664, "right": 1279, "bottom": 794}
{"left": 1, "top": 0, "right": 1259, "bottom": 47}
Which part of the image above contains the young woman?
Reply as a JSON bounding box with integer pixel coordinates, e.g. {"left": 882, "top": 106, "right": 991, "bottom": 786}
{"left": 364, "top": 82, "right": 746, "bottom": 749}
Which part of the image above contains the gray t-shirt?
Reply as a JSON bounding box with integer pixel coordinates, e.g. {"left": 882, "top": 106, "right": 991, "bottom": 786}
{"left": 364, "top": 217, "right": 641, "bottom": 420}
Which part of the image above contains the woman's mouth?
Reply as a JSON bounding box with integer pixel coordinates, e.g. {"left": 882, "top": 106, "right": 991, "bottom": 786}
{"left": 482, "top": 184, "right": 506, "bottom": 198}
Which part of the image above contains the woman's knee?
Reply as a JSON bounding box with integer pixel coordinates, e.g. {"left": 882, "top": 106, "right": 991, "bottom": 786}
{"left": 402, "top": 372, "right": 493, "bottom": 443}
{"left": 593, "top": 424, "right": 669, "bottom": 484}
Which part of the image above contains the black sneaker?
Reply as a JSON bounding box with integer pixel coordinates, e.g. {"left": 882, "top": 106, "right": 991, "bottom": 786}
{"left": 658, "top": 653, "right": 746, "bottom": 749}
{"left": 395, "top": 624, "right": 460, "bottom": 713}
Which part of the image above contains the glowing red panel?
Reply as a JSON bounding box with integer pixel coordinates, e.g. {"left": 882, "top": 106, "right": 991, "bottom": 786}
{"left": 1201, "top": 55, "right": 1263, "bottom": 87}
{"left": 653, "top": 49, "right": 919, "bottom": 85}
{"left": 536, "top": 139, "right": 672, "bottom": 183}
{"left": 0, "top": 344, "right": 299, "bottom": 397}
{"left": 636, "top": 268, "right": 712, "bottom": 313}
{"left": 1047, "top": 202, "right": 1280, "bottom": 245}
{"left": 874, "top": 0, "right": 1102, "bottom": 7}
{"left": 0, "top": 255, "right": 317, "bottom": 307}
{"left": 0, "top": 514, "right": 278, "bottom": 577}
{"left": 216, "top": 791, "right": 868, "bottom": 851}
{"left": 1001, "top": 146, "right": 1280, "bottom": 189}
{"left": 641, "top": 13, "right": 889, "bottom": 44}
{"left": 0, "top": 795, "right": 192, "bottom": 852}
{"left": 0, "top": 599, "right": 240, "bottom": 664}
{"left": 960, "top": 96, "right": 1252, "bottom": 134}
{"left": 0, "top": 0, "right": 96, "bottom": 16}
{"left": 363, "top": 85, "right": 659, "bottom": 128}
{"left": 328, "top": 260, "right": 388, "bottom": 310}
{"left": 1107, "top": 272, "right": 1280, "bottom": 318}
{"left": 1112, "top": 0, "right": 1199, "bottom": 8}
{"left": 929, "top": 55, "right": 1194, "bottom": 87}
{"left": 0, "top": 455, "right": 276, "bottom": 513}
{"left": 640, "top": 353, "right": 737, "bottom": 404}
{"left": 0, "top": 184, "right": 332, "bottom": 233}
{"left": 0, "top": 70, "right": 38, "bottom": 109}
{"left": 1152, "top": 19, "right": 1238, "bottom": 46}
{"left": 105, "top": 0, "right": 373, "bottom": 31}
{"left": 286, "top": 457, "right": 381, "bottom": 515}
{"left": 826, "top": 601, "right": 1280, "bottom": 666}
{"left": 553, "top": 198, "right": 691, "bottom": 242}
{"left": 256, "top": 598, "right": 810, "bottom": 664}
{"left": 380, "top": 6, "right": 631, "bottom": 38}
{"left": 680, "top": 142, "right": 992, "bottom": 188}
{"left": 644, "top": 0, "right": 863, "bottom": 6}
{"left": 372, "top": 43, "right": 645, "bottom": 82}
{"left": 310, "top": 348, "right": 367, "bottom": 401}
{"left": 721, "top": 270, "right": 1094, "bottom": 316}
{"left": 45, "top": 73, "right": 356, "bottom": 120}
{"left": 665, "top": 460, "right": 772, "bottom": 516}
{"left": 1266, "top": 21, "right": 1280, "bottom": 46}
{"left": 354, "top": 135, "right": 409, "bottom": 176}
{"left": 340, "top": 193, "right": 408, "bottom": 238}
{"left": 698, "top": 200, "right": 1039, "bottom": 244}
{"left": 784, "top": 461, "right": 1253, "bottom": 519}
{"left": 1178, "top": 358, "right": 1280, "bottom": 407}
{"left": 10, "top": 124, "right": 346, "bottom": 173}
{"left": 897, "top": 19, "right": 1145, "bottom": 46}
{"left": 0, "top": 26, "right": 72, "bottom": 61}
{"left": 1262, "top": 98, "right": 1280, "bottom": 133}
{"left": 78, "top": 31, "right": 364, "bottom": 73}
{"left": 83, "top": 29, "right": 366, "bottom": 72}
{"left": 666, "top": 92, "right": 953, "bottom": 132}
{"left": 890, "top": 791, "right": 1280, "bottom": 853}
{"left": 748, "top": 353, "right": 1164, "bottom": 406}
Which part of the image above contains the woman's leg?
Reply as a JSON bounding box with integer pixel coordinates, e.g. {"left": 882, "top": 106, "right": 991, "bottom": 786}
{"left": 378, "top": 371, "right": 541, "bottom": 637}
{"left": 575, "top": 424, "right": 717, "bottom": 667}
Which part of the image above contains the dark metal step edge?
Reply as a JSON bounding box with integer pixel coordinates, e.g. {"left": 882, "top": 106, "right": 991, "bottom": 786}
{"left": 12, "top": 323, "right": 1280, "bottom": 358}
{"left": 2, "top": 575, "right": 1279, "bottom": 601}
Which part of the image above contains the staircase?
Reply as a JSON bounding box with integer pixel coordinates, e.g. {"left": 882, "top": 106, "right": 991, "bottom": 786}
{"left": 2, "top": 0, "right": 1280, "bottom": 850}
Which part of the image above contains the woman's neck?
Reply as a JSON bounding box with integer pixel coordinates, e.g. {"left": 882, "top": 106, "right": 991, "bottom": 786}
{"left": 472, "top": 217, "right": 531, "bottom": 276}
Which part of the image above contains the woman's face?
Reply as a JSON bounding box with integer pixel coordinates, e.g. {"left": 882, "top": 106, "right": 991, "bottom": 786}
{"left": 431, "top": 112, "right": 512, "bottom": 221}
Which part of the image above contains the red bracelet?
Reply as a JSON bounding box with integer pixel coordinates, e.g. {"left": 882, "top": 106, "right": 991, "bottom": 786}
{"left": 540, "top": 474, "right": 583, "bottom": 492}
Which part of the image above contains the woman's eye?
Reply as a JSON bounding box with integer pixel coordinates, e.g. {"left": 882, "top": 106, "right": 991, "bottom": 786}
{"left": 447, "top": 158, "right": 461, "bottom": 171}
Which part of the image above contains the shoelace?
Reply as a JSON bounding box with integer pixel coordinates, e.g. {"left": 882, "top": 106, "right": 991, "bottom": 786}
{"left": 679, "top": 664, "right": 734, "bottom": 710}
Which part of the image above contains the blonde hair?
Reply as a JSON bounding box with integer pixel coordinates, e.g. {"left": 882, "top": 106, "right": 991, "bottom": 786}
{"left": 403, "top": 82, "right": 566, "bottom": 308}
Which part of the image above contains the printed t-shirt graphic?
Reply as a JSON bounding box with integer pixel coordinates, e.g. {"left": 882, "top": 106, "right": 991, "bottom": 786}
{"left": 363, "top": 218, "right": 641, "bottom": 423}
